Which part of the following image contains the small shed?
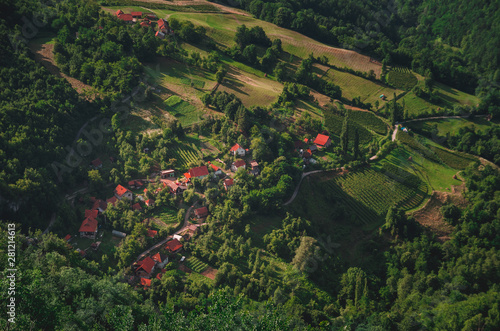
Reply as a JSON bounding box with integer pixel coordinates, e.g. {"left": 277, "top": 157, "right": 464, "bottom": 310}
{"left": 112, "top": 230, "right": 127, "bottom": 238}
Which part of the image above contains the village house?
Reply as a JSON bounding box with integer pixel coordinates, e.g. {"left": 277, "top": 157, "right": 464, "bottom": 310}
{"left": 85, "top": 209, "right": 98, "bottom": 219}
{"left": 209, "top": 163, "right": 223, "bottom": 176}
{"left": 106, "top": 196, "right": 118, "bottom": 207}
{"left": 165, "top": 238, "right": 183, "bottom": 253}
{"left": 223, "top": 178, "right": 234, "bottom": 191}
{"left": 91, "top": 158, "right": 102, "bottom": 169}
{"left": 128, "top": 180, "right": 144, "bottom": 189}
{"left": 231, "top": 159, "right": 246, "bottom": 172}
{"left": 160, "top": 169, "right": 175, "bottom": 179}
{"left": 140, "top": 278, "right": 151, "bottom": 288}
{"left": 115, "top": 9, "right": 124, "bottom": 16}
{"left": 140, "top": 20, "right": 151, "bottom": 28}
{"left": 79, "top": 217, "right": 98, "bottom": 239}
{"left": 314, "top": 134, "right": 332, "bottom": 149}
{"left": 155, "top": 31, "right": 165, "bottom": 39}
{"left": 194, "top": 206, "right": 209, "bottom": 219}
{"left": 229, "top": 143, "right": 245, "bottom": 156}
{"left": 131, "top": 11, "right": 142, "bottom": 18}
{"left": 135, "top": 256, "right": 156, "bottom": 278}
{"left": 249, "top": 161, "right": 260, "bottom": 176}
{"left": 145, "top": 199, "right": 155, "bottom": 207}
{"left": 114, "top": 184, "right": 133, "bottom": 200}
{"left": 92, "top": 199, "right": 108, "bottom": 213}
{"left": 185, "top": 165, "right": 209, "bottom": 180}
{"left": 147, "top": 229, "right": 157, "bottom": 238}
{"left": 117, "top": 13, "right": 133, "bottom": 23}
{"left": 132, "top": 202, "right": 142, "bottom": 212}
{"left": 167, "top": 182, "right": 182, "bottom": 194}
{"left": 152, "top": 252, "right": 168, "bottom": 268}
{"left": 309, "top": 144, "right": 318, "bottom": 153}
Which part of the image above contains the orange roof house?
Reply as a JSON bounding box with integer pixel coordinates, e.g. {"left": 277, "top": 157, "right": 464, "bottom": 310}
{"left": 118, "top": 14, "right": 133, "bottom": 22}
{"left": 132, "top": 203, "right": 142, "bottom": 211}
{"left": 106, "top": 196, "right": 118, "bottom": 206}
{"left": 116, "top": 9, "right": 124, "bottom": 16}
{"left": 131, "top": 11, "right": 142, "bottom": 18}
{"left": 114, "top": 185, "right": 132, "bottom": 200}
{"left": 79, "top": 217, "right": 98, "bottom": 239}
{"left": 188, "top": 166, "right": 209, "bottom": 179}
{"left": 229, "top": 143, "right": 245, "bottom": 156}
{"left": 314, "top": 134, "right": 331, "bottom": 148}
{"left": 194, "top": 206, "right": 209, "bottom": 219}
{"left": 157, "top": 18, "right": 169, "bottom": 30}
{"left": 231, "top": 159, "right": 246, "bottom": 172}
{"left": 165, "top": 238, "right": 183, "bottom": 253}
{"left": 136, "top": 256, "right": 156, "bottom": 277}
{"left": 147, "top": 229, "right": 157, "bottom": 238}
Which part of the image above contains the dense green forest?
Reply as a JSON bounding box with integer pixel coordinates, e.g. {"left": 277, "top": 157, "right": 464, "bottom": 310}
{"left": 1, "top": 0, "right": 499, "bottom": 329}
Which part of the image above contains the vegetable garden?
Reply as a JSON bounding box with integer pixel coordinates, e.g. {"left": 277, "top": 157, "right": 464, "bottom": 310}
{"left": 185, "top": 256, "right": 209, "bottom": 273}
{"left": 166, "top": 143, "right": 201, "bottom": 170}
{"left": 387, "top": 67, "right": 418, "bottom": 90}
{"left": 349, "top": 110, "right": 388, "bottom": 135}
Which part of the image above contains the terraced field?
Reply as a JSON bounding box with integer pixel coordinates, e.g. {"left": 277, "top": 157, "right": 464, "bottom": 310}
{"left": 185, "top": 256, "right": 209, "bottom": 273}
{"left": 349, "top": 110, "right": 389, "bottom": 135}
{"left": 167, "top": 143, "right": 201, "bottom": 169}
{"left": 159, "top": 208, "right": 178, "bottom": 225}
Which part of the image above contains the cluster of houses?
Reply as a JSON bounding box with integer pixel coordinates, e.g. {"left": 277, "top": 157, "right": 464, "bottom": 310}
{"left": 295, "top": 133, "right": 332, "bottom": 164}
{"left": 114, "top": 9, "right": 173, "bottom": 39}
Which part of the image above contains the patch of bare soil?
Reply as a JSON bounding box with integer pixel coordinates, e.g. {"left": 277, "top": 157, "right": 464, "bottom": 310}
{"left": 309, "top": 89, "right": 332, "bottom": 108}
{"left": 412, "top": 184, "right": 466, "bottom": 242}
{"left": 29, "top": 42, "right": 96, "bottom": 98}
{"left": 200, "top": 266, "right": 217, "bottom": 280}
{"left": 179, "top": 264, "right": 192, "bottom": 273}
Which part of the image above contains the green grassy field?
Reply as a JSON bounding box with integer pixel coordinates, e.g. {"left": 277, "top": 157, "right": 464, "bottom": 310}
{"left": 157, "top": 207, "right": 178, "bottom": 225}
{"left": 164, "top": 96, "right": 203, "bottom": 126}
{"left": 321, "top": 66, "right": 403, "bottom": 106}
{"left": 407, "top": 117, "right": 496, "bottom": 136}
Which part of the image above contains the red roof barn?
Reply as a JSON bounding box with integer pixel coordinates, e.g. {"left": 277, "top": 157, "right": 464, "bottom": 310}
{"left": 131, "top": 11, "right": 142, "bottom": 18}
{"left": 118, "top": 14, "right": 133, "bottom": 22}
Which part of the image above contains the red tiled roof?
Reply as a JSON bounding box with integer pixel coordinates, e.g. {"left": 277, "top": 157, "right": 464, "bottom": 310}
{"left": 210, "top": 164, "right": 220, "bottom": 171}
{"left": 140, "top": 21, "right": 151, "bottom": 27}
{"left": 145, "top": 199, "right": 154, "bottom": 206}
{"left": 224, "top": 178, "right": 234, "bottom": 187}
{"left": 230, "top": 143, "right": 242, "bottom": 152}
{"left": 92, "top": 199, "right": 107, "bottom": 211}
{"left": 64, "top": 234, "right": 71, "bottom": 241}
{"left": 189, "top": 166, "right": 209, "bottom": 178}
{"left": 304, "top": 138, "right": 309, "bottom": 143}
{"left": 91, "top": 158, "right": 102, "bottom": 167}
{"left": 147, "top": 229, "right": 157, "bottom": 238}
{"left": 131, "top": 11, "right": 142, "bottom": 17}
{"left": 118, "top": 14, "right": 133, "bottom": 21}
{"left": 156, "top": 273, "right": 162, "bottom": 280}
{"left": 152, "top": 252, "right": 163, "bottom": 263}
{"left": 314, "top": 134, "right": 330, "bottom": 146}
{"left": 195, "top": 206, "right": 209, "bottom": 218}
{"left": 250, "top": 161, "right": 259, "bottom": 168}
{"left": 116, "top": 9, "right": 124, "bottom": 16}
{"left": 132, "top": 203, "right": 142, "bottom": 211}
{"left": 165, "top": 238, "right": 183, "bottom": 252}
{"left": 140, "top": 278, "right": 151, "bottom": 286}
{"left": 232, "top": 160, "right": 246, "bottom": 168}
{"left": 79, "top": 217, "right": 98, "bottom": 233}
{"left": 128, "top": 180, "right": 136, "bottom": 186}
{"left": 106, "top": 196, "right": 118, "bottom": 206}
{"left": 184, "top": 172, "right": 191, "bottom": 179}
{"left": 85, "top": 209, "right": 98, "bottom": 219}
{"left": 137, "top": 256, "right": 155, "bottom": 274}
{"left": 157, "top": 18, "right": 168, "bottom": 29}
{"left": 115, "top": 185, "right": 129, "bottom": 197}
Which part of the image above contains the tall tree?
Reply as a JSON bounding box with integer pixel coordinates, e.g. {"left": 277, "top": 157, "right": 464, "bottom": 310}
{"left": 341, "top": 111, "right": 350, "bottom": 155}
{"left": 353, "top": 128, "right": 360, "bottom": 159}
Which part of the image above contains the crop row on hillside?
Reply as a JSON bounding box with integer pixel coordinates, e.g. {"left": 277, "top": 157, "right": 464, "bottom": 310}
{"left": 387, "top": 70, "right": 418, "bottom": 90}
{"left": 167, "top": 144, "right": 201, "bottom": 170}
{"left": 349, "top": 110, "right": 388, "bottom": 135}
{"left": 323, "top": 109, "right": 373, "bottom": 144}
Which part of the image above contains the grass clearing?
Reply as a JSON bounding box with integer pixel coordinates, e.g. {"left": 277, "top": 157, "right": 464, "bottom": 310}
{"left": 407, "top": 117, "right": 497, "bottom": 137}
{"left": 387, "top": 68, "right": 418, "bottom": 90}
{"left": 164, "top": 98, "right": 202, "bottom": 126}
{"left": 321, "top": 66, "right": 403, "bottom": 107}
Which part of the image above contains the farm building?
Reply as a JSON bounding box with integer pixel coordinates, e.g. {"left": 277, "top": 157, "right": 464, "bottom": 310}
{"left": 131, "top": 11, "right": 142, "bottom": 18}
{"left": 115, "top": 9, "right": 124, "bottom": 16}
{"left": 114, "top": 184, "right": 133, "bottom": 200}
{"left": 229, "top": 143, "right": 245, "bottom": 156}
{"left": 231, "top": 159, "right": 246, "bottom": 172}
{"left": 140, "top": 20, "right": 151, "bottom": 28}
{"left": 195, "top": 206, "right": 209, "bottom": 219}
{"left": 309, "top": 145, "right": 318, "bottom": 153}
{"left": 165, "top": 238, "right": 183, "bottom": 253}
{"left": 135, "top": 256, "right": 156, "bottom": 277}
{"left": 186, "top": 165, "right": 209, "bottom": 180}
{"left": 112, "top": 230, "right": 127, "bottom": 238}
{"left": 167, "top": 181, "right": 185, "bottom": 194}
{"left": 91, "top": 158, "right": 102, "bottom": 169}
{"left": 160, "top": 169, "right": 175, "bottom": 178}
{"left": 314, "top": 134, "right": 332, "bottom": 148}
{"left": 224, "top": 178, "right": 234, "bottom": 191}
{"left": 117, "top": 14, "right": 133, "bottom": 22}
{"left": 79, "top": 217, "right": 98, "bottom": 239}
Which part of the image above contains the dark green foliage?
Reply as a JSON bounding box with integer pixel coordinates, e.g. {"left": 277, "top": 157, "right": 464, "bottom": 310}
{"left": 387, "top": 69, "right": 418, "bottom": 90}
